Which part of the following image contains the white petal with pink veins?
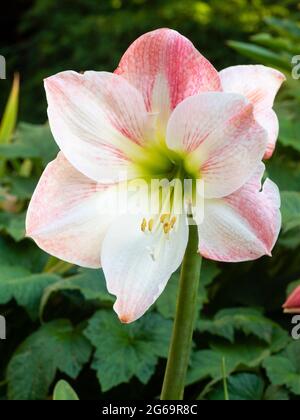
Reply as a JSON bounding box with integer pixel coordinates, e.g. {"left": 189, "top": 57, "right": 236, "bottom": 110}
{"left": 26, "top": 153, "right": 121, "bottom": 268}
{"left": 220, "top": 65, "right": 285, "bottom": 159}
{"left": 196, "top": 164, "right": 281, "bottom": 262}
{"left": 166, "top": 92, "right": 268, "bottom": 198}
{"left": 115, "top": 28, "right": 221, "bottom": 136}
{"left": 45, "top": 71, "right": 152, "bottom": 183}
{"left": 101, "top": 213, "right": 189, "bottom": 323}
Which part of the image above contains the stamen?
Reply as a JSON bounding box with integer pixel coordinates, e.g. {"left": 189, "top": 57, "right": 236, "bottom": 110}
{"left": 141, "top": 218, "right": 147, "bottom": 232}
{"left": 160, "top": 214, "right": 169, "bottom": 223}
{"left": 163, "top": 222, "right": 171, "bottom": 234}
{"left": 148, "top": 218, "right": 154, "bottom": 232}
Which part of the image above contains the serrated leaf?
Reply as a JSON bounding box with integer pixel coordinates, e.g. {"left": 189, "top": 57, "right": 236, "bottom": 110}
{"left": 7, "top": 320, "right": 92, "bottom": 400}
{"left": 198, "top": 307, "right": 275, "bottom": 343}
{"left": 53, "top": 380, "right": 79, "bottom": 401}
{"left": 263, "top": 341, "right": 300, "bottom": 395}
{"left": 188, "top": 329, "right": 289, "bottom": 387}
{"left": 187, "top": 339, "right": 268, "bottom": 386}
{"left": 84, "top": 310, "right": 172, "bottom": 391}
{"left": 40, "top": 268, "right": 114, "bottom": 317}
{"left": 0, "top": 265, "right": 60, "bottom": 319}
{"left": 209, "top": 373, "right": 265, "bottom": 401}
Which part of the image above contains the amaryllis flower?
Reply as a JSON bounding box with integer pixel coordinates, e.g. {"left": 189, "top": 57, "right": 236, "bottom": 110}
{"left": 283, "top": 285, "right": 300, "bottom": 314}
{"left": 26, "top": 29, "right": 284, "bottom": 323}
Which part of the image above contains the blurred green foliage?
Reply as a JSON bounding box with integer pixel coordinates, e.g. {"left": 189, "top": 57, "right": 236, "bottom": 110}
{"left": 1, "top": 0, "right": 299, "bottom": 122}
{"left": 0, "top": 0, "right": 300, "bottom": 401}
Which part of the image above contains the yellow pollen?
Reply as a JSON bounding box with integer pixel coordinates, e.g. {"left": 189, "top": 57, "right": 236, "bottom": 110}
{"left": 141, "top": 218, "right": 147, "bottom": 232}
{"left": 160, "top": 214, "right": 169, "bottom": 223}
{"left": 163, "top": 222, "right": 171, "bottom": 234}
{"left": 148, "top": 219, "right": 154, "bottom": 232}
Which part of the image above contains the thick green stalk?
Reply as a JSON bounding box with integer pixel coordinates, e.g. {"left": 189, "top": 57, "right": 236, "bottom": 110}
{"left": 161, "top": 223, "right": 202, "bottom": 400}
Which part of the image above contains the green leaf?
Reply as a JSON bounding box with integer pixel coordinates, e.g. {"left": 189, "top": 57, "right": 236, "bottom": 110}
{"left": 187, "top": 338, "right": 270, "bottom": 386}
{"left": 227, "top": 40, "right": 291, "bottom": 71}
{"left": 266, "top": 155, "right": 300, "bottom": 192}
{"left": 84, "top": 310, "right": 172, "bottom": 391}
{"left": 265, "top": 17, "right": 300, "bottom": 39}
{"left": 250, "top": 33, "right": 296, "bottom": 55}
{"left": 40, "top": 268, "right": 114, "bottom": 317}
{"left": 0, "top": 211, "right": 26, "bottom": 241}
{"left": 0, "top": 236, "right": 47, "bottom": 273}
{"left": 188, "top": 323, "right": 289, "bottom": 388}
{"left": 263, "top": 385, "right": 290, "bottom": 401}
{"left": 278, "top": 117, "right": 300, "bottom": 153}
{"left": 0, "top": 122, "right": 58, "bottom": 164}
{"left": 263, "top": 341, "right": 300, "bottom": 395}
{"left": 53, "top": 380, "right": 79, "bottom": 401}
{"left": 0, "top": 265, "right": 60, "bottom": 319}
{"left": 287, "top": 280, "right": 300, "bottom": 297}
{"left": 198, "top": 307, "right": 277, "bottom": 343}
{"left": 5, "top": 175, "right": 37, "bottom": 199}
{"left": 0, "top": 74, "right": 19, "bottom": 144}
{"left": 280, "top": 191, "right": 300, "bottom": 233}
{"left": 155, "top": 271, "right": 179, "bottom": 319}
{"left": 7, "top": 320, "right": 92, "bottom": 400}
{"left": 156, "top": 260, "right": 220, "bottom": 319}
{"left": 209, "top": 373, "right": 265, "bottom": 401}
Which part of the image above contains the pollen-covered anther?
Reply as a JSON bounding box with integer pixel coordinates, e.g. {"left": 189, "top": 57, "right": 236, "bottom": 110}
{"left": 141, "top": 217, "right": 154, "bottom": 233}
{"left": 148, "top": 218, "right": 154, "bottom": 232}
{"left": 160, "top": 214, "right": 169, "bottom": 223}
{"left": 141, "top": 218, "right": 147, "bottom": 232}
{"left": 163, "top": 222, "right": 171, "bottom": 234}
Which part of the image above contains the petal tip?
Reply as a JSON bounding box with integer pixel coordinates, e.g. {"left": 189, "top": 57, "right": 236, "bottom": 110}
{"left": 283, "top": 307, "right": 300, "bottom": 314}
{"left": 118, "top": 313, "right": 134, "bottom": 324}
{"left": 283, "top": 285, "right": 300, "bottom": 314}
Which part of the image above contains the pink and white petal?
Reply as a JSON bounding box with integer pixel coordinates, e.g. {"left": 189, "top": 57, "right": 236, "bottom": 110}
{"left": 167, "top": 92, "right": 268, "bottom": 198}
{"left": 26, "top": 153, "right": 121, "bottom": 268}
{"left": 283, "top": 285, "right": 300, "bottom": 314}
{"left": 196, "top": 164, "right": 281, "bottom": 262}
{"left": 115, "top": 28, "right": 221, "bottom": 136}
{"left": 255, "top": 108, "right": 279, "bottom": 159}
{"left": 45, "top": 71, "right": 151, "bottom": 183}
{"left": 220, "top": 65, "right": 285, "bottom": 158}
{"left": 101, "top": 214, "right": 189, "bottom": 323}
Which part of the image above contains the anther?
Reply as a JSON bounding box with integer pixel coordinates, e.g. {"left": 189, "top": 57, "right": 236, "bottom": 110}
{"left": 163, "top": 222, "right": 171, "bottom": 234}
{"left": 160, "top": 214, "right": 169, "bottom": 223}
{"left": 148, "top": 219, "right": 154, "bottom": 232}
{"left": 170, "top": 216, "right": 177, "bottom": 228}
{"left": 141, "top": 218, "right": 147, "bottom": 232}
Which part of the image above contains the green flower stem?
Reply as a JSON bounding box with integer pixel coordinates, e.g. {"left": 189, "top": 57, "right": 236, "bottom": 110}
{"left": 161, "top": 223, "right": 202, "bottom": 400}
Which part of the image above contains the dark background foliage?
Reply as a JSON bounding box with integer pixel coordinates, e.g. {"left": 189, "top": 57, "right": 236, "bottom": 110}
{"left": 0, "top": 0, "right": 300, "bottom": 401}
{"left": 1, "top": 0, "right": 298, "bottom": 121}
